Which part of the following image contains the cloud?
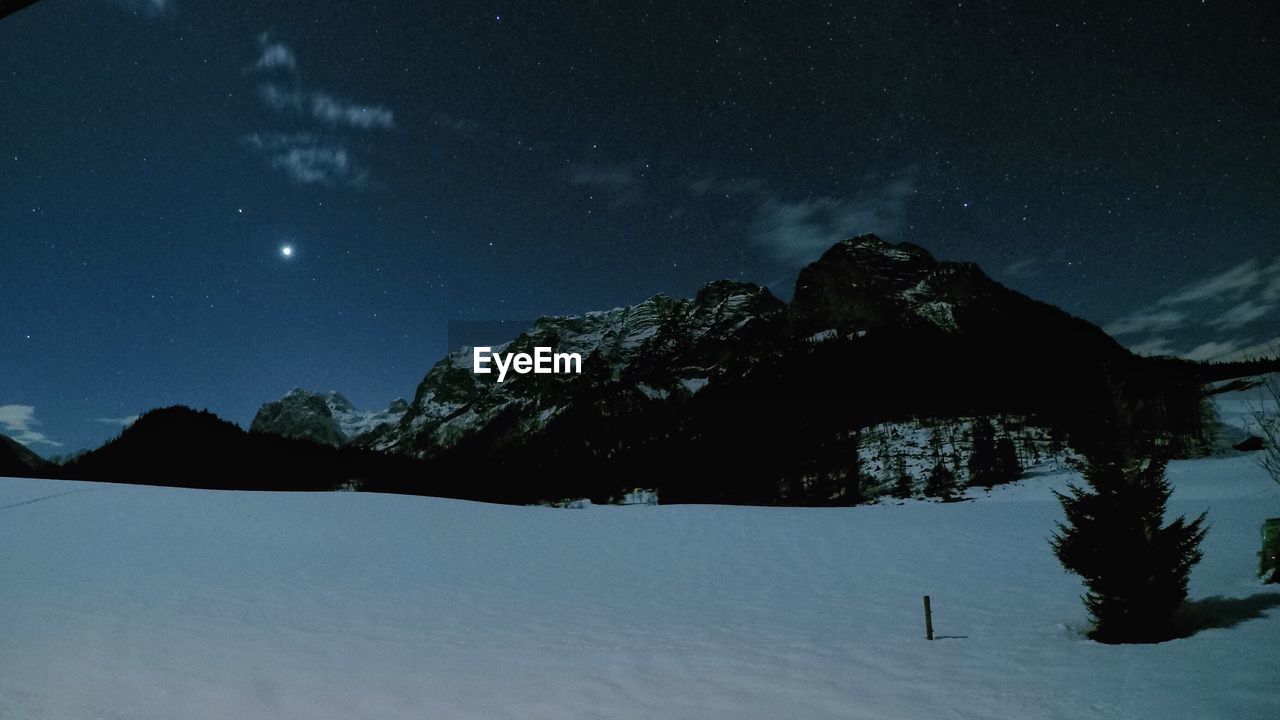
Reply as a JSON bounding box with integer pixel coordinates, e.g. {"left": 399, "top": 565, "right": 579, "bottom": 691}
{"left": 673, "top": 170, "right": 915, "bottom": 266}
{"left": 94, "top": 415, "right": 140, "bottom": 427}
{"left": 688, "top": 174, "right": 766, "bottom": 198}
{"left": 1106, "top": 252, "right": 1280, "bottom": 360}
{"left": 1002, "top": 257, "right": 1041, "bottom": 279}
{"left": 1211, "top": 299, "right": 1275, "bottom": 330}
{"left": 110, "top": 0, "right": 171, "bottom": 17}
{"left": 1103, "top": 309, "right": 1186, "bottom": 338}
{"left": 1124, "top": 337, "right": 1177, "bottom": 357}
{"left": 271, "top": 146, "right": 362, "bottom": 186}
{"left": 749, "top": 178, "right": 914, "bottom": 265}
{"left": 309, "top": 92, "right": 395, "bottom": 130}
{"left": 570, "top": 164, "right": 636, "bottom": 189}
{"left": 243, "top": 33, "right": 394, "bottom": 186}
{"left": 569, "top": 161, "right": 653, "bottom": 209}
{"left": 1156, "top": 258, "right": 1267, "bottom": 306}
{"left": 1182, "top": 340, "right": 1249, "bottom": 363}
{"left": 252, "top": 34, "right": 297, "bottom": 73}
{"left": 244, "top": 133, "right": 367, "bottom": 187}
{"left": 0, "top": 405, "right": 61, "bottom": 447}
{"left": 258, "top": 84, "right": 395, "bottom": 131}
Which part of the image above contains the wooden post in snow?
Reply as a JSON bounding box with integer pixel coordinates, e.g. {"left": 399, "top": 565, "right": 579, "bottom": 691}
{"left": 923, "top": 595, "right": 934, "bottom": 640}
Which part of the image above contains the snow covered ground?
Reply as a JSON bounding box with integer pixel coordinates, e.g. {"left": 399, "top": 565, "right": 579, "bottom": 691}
{"left": 2, "top": 394, "right": 1278, "bottom": 719}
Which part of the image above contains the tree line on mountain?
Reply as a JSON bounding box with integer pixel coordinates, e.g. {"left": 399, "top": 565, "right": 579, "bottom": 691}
{"left": 415, "top": 325, "right": 1215, "bottom": 507}
{"left": 55, "top": 406, "right": 433, "bottom": 494}
{"left": 14, "top": 322, "right": 1230, "bottom": 513}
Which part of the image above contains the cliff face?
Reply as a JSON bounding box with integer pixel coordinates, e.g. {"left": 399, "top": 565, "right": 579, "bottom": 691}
{"left": 374, "top": 279, "right": 784, "bottom": 457}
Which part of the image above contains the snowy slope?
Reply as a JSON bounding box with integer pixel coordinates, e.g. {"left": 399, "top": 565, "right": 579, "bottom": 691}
{"left": 2, "top": 458, "right": 1277, "bottom": 719}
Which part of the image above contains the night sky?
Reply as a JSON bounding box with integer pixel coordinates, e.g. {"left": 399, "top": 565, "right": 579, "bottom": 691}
{"left": 2, "top": 0, "right": 1277, "bottom": 454}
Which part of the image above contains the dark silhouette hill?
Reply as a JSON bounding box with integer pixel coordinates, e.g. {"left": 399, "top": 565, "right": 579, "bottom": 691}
{"left": 60, "top": 406, "right": 433, "bottom": 495}
{"left": 0, "top": 433, "right": 54, "bottom": 478}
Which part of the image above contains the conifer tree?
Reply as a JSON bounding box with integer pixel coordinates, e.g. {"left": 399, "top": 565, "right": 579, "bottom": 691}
{"left": 891, "top": 462, "right": 913, "bottom": 499}
{"left": 1051, "top": 451, "right": 1207, "bottom": 643}
{"left": 994, "top": 435, "right": 1022, "bottom": 485}
{"left": 923, "top": 460, "right": 958, "bottom": 501}
{"left": 922, "top": 428, "right": 956, "bottom": 500}
{"left": 967, "top": 417, "right": 998, "bottom": 488}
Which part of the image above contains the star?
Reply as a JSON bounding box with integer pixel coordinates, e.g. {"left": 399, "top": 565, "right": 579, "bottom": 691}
{"left": 281, "top": 244, "right": 295, "bottom": 258}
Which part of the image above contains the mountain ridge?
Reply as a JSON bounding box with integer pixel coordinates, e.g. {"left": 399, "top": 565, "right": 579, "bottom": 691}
{"left": 73, "top": 235, "right": 1278, "bottom": 505}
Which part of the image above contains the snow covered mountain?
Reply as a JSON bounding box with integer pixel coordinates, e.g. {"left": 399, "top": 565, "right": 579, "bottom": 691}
{"left": 250, "top": 389, "right": 408, "bottom": 447}
{"left": 371, "top": 278, "right": 783, "bottom": 457}
{"left": 373, "top": 236, "right": 1117, "bottom": 456}
{"left": 237, "top": 234, "right": 1271, "bottom": 505}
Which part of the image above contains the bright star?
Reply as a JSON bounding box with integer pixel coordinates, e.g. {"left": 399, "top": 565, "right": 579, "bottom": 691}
{"left": 281, "top": 244, "right": 294, "bottom": 258}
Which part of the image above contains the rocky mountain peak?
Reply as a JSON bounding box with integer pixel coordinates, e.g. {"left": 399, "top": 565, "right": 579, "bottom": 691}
{"left": 251, "top": 389, "right": 407, "bottom": 447}
{"left": 380, "top": 278, "right": 783, "bottom": 457}
{"left": 789, "top": 234, "right": 988, "bottom": 337}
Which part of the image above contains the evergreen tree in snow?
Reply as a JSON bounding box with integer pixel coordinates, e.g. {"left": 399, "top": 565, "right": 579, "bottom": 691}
{"left": 1051, "top": 451, "right": 1207, "bottom": 643}
{"left": 967, "top": 417, "right": 998, "bottom": 488}
{"left": 891, "top": 461, "right": 913, "bottom": 499}
{"left": 923, "top": 460, "right": 958, "bottom": 501}
{"left": 924, "top": 428, "right": 958, "bottom": 500}
{"left": 994, "top": 435, "right": 1022, "bottom": 484}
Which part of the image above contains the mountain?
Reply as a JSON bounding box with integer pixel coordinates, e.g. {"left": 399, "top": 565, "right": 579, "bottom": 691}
{"left": 65, "top": 235, "right": 1278, "bottom": 504}
{"left": 250, "top": 389, "right": 408, "bottom": 447}
{"left": 62, "top": 406, "right": 429, "bottom": 492}
{"left": 351, "top": 235, "right": 1258, "bottom": 505}
{"left": 370, "top": 278, "right": 783, "bottom": 458}
{"left": 0, "top": 433, "right": 54, "bottom": 478}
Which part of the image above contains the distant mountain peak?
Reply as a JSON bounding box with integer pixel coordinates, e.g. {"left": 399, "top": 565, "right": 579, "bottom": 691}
{"left": 832, "top": 233, "right": 934, "bottom": 260}
{"left": 251, "top": 389, "right": 406, "bottom": 447}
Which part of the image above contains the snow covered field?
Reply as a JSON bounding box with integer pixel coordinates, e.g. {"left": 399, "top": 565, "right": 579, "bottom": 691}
{"left": 2, "top": 399, "right": 1278, "bottom": 719}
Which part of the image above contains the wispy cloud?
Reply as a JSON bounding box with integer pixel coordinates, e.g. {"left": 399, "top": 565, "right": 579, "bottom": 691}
{"left": 688, "top": 174, "right": 766, "bottom": 198}
{"left": 570, "top": 164, "right": 637, "bottom": 189}
{"left": 1156, "top": 258, "right": 1273, "bottom": 306}
{"left": 244, "top": 32, "right": 394, "bottom": 187}
{"left": 110, "top": 0, "right": 171, "bottom": 18}
{"left": 311, "top": 92, "right": 394, "bottom": 130}
{"left": 1125, "top": 337, "right": 1177, "bottom": 357}
{"left": 569, "top": 161, "right": 653, "bottom": 209}
{"left": 271, "top": 146, "right": 362, "bottom": 186}
{"left": 1211, "top": 299, "right": 1275, "bottom": 330}
{"left": 244, "top": 133, "right": 367, "bottom": 187}
{"left": 749, "top": 178, "right": 914, "bottom": 265}
{"left": 1103, "top": 309, "right": 1187, "bottom": 338}
{"left": 252, "top": 34, "right": 297, "bottom": 73}
{"left": 1002, "top": 257, "right": 1041, "bottom": 279}
{"left": 0, "top": 405, "right": 61, "bottom": 448}
{"left": 1182, "top": 340, "right": 1249, "bottom": 362}
{"left": 678, "top": 170, "right": 915, "bottom": 266}
{"left": 258, "top": 84, "right": 394, "bottom": 131}
{"left": 1106, "top": 253, "right": 1280, "bottom": 360}
{"left": 94, "top": 415, "right": 140, "bottom": 427}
